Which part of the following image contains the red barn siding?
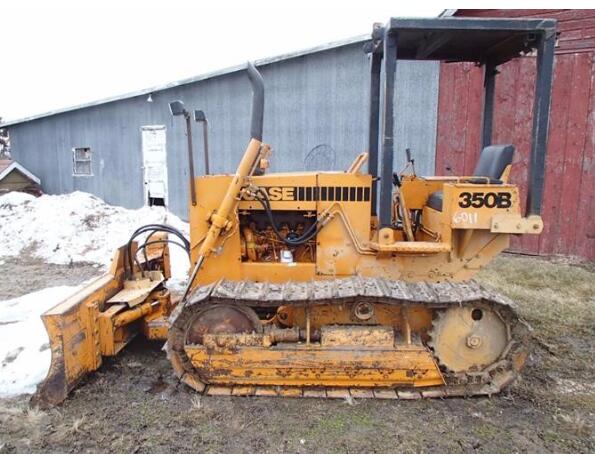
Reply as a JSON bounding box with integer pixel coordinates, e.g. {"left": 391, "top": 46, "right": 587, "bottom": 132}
{"left": 436, "top": 9, "right": 595, "bottom": 259}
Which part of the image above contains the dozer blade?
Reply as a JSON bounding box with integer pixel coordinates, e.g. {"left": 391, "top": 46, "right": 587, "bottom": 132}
{"left": 32, "top": 248, "right": 128, "bottom": 407}
{"left": 33, "top": 239, "right": 171, "bottom": 407}
{"left": 33, "top": 280, "right": 120, "bottom": 406}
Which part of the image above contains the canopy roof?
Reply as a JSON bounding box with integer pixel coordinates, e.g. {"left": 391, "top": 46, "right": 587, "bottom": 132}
{"left": 386, "top": 17, "right": 557, "bottom": 64}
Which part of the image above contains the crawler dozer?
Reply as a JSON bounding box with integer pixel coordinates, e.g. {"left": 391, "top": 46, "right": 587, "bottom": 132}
{"left": 35, "top": 17, "right": 557, "bottom": 406}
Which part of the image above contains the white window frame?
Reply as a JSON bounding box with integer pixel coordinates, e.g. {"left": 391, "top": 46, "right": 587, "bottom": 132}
{"left": 72, "top": 147, "right": 93, "bottom": 176}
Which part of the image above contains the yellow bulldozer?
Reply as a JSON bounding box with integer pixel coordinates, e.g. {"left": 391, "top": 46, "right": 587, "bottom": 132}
{"left": 35, "top": 17, "right": 557, "bottom": 406}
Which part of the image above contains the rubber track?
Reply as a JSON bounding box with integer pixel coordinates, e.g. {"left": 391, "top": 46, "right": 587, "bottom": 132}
{"left": 167, "top": 277, "right": 531, "bottom": 399}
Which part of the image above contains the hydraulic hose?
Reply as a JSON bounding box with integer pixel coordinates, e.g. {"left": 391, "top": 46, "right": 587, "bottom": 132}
{"left": 254, "top": 188, "right": 320, "bottom": 246}
{"left": 125, "top": 224, "right": 190, "bottom": 276}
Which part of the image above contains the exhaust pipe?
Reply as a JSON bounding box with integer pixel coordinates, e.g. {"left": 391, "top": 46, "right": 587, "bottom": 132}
{"left": 194, "top": 110, "right": 210, "bottom": 175}
{"left": 168, "top": 100, "right": 197, "bottom": 206}
{"left": 246, "top": 62, "right": 264, "bottom": 141}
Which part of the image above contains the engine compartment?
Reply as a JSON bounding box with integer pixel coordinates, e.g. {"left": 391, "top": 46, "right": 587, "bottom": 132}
{"left": 239, "top": 210, "right": 317, "bottom": 263}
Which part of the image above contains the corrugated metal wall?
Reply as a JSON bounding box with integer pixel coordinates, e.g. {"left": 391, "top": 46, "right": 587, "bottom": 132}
{"left": 8, "top": 41, "right": 440, "bottom": 219}
{"left": 436, "top": 9, "right": 595, "bottom": 260}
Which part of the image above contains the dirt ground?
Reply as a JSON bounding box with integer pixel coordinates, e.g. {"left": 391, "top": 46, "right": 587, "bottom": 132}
{"left": 0, "top": 254, "right": 593, "bottom": 453}
{"left": 0, "top": 256, "right": 100, "bottom": 301}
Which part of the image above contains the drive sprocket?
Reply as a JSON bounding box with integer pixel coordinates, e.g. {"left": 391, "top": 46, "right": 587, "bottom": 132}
{"left": 428, "top": 304, "right": 510, "bottom": 373}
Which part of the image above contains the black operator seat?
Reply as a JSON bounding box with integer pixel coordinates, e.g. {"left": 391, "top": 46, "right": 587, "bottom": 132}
{"left": 426, "top": 144, "right": 515, "bottom": 212}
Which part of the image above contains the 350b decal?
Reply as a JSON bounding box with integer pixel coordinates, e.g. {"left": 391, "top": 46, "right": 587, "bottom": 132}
{"left": 458, "top": 192, "right": 512, "bottom": 209}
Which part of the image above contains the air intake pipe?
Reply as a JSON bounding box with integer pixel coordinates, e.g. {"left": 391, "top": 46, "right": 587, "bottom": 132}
{"left": 246, "top": 62, "right": 265, "bottom": 142}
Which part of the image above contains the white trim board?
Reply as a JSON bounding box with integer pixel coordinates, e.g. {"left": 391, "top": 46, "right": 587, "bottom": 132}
{"left": 0, "top": 161, "right": 41, "bottom": 184}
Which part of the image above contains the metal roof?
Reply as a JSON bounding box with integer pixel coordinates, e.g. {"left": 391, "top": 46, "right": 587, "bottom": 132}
{"left": 1, "top": 34, "right": 368, "bottom": 128}
{"left": 385, "top": 17, "right": 557, "bottom": 63}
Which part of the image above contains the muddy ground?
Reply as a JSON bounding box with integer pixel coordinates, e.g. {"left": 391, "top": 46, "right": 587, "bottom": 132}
{"left": 0, "top": 256, "right": 100, "bottom": 301}
{"left": 0, "top": 254, "right": 593, "bottom": 453}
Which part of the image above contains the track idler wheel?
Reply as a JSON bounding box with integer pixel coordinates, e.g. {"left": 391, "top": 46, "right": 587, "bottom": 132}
{"left": 167, "top": 303, "right": 261, "bottom": 392}
{"left": 185, "top": 305, "right": 261, "bottom": 345}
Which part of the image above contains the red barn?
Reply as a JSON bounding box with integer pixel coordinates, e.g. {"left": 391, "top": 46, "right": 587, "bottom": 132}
{"left": 437, "top": 9, "right": 594, "bottom": 260}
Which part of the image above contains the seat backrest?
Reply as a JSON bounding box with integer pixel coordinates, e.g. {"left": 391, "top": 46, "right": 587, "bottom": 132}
{"left": 473, "top": 144, "right": 515, "bottom": 180}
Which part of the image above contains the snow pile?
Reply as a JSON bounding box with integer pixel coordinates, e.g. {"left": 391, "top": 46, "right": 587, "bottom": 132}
{"left": 0, "top": 191, "right": 190, "bottom": 284}
{"left": 0, "top": 191, "right": 193, "bottom": 397}
{"left": 0, "top": 285, "right": 81, "bottom": 397}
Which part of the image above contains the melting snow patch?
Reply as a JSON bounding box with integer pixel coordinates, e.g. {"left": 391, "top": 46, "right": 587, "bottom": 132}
{"left": 0, "top": 286, "right": 81, "bottom": 397}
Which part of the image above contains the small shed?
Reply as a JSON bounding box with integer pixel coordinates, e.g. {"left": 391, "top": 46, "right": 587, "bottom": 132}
{"left": 0, "top": 159, "right": 42, "bottom": 196}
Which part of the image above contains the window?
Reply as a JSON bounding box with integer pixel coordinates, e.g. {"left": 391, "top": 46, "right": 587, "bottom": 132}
{"left": 72, "top": 147, "right": 92, "bottom": 176}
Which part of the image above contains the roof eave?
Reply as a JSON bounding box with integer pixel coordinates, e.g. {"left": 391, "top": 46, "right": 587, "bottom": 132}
{"left": 0, "top": 34, "right": 368, "bottom": 128}
{"left": 0, "top": 161, "right": 41, "bottom": 184}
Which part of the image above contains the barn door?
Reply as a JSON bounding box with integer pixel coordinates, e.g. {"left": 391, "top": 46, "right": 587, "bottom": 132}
{"left": 141, "top": 125, "right": 168, "bottom": 206}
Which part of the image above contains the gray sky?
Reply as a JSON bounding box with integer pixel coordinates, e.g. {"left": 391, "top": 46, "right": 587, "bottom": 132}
{"left": 1, "top": 0, "right": 442, "bottom": 121}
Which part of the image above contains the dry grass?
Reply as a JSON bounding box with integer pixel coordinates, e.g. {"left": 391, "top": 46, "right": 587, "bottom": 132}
{"left": 0, "top": 400, "right": 47, "bottom": 429}
{"left": 48, "top": 415, "right": 87, "bottom": 444}
{"left": 554, "top": 410, "right": 592, "bottom": 436}
{"left": 0, "top": 400, "right": 23, "bottom": 424}
{"left": 0, "top": 400, "right": 49, "bottom": 449}
{"left": 478, "top": 254, "right": 595, "bottom": 416}
{"left": 343, "top": 395, "right": 356, "bottom": 406}
{"left": 70, "top": 415, "right": 85, "bottom": 433}
{"left": 190, "top": 395, "right": 202, "bottom": 411}
{"left": 478, "top": 254, "right": 595, "bottom": 340}
{"left": 24, "top": 407, "right": 46, "bottom": 427}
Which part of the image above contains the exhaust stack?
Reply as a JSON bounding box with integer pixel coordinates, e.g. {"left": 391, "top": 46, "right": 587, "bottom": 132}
{"left": 246, "top": 62, "right": 264, "bottom": 142}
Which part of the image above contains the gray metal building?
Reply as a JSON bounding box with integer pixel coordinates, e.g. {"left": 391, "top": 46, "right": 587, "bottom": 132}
{"left": 2, "top": 36, "right": 440, "bottom": 220}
